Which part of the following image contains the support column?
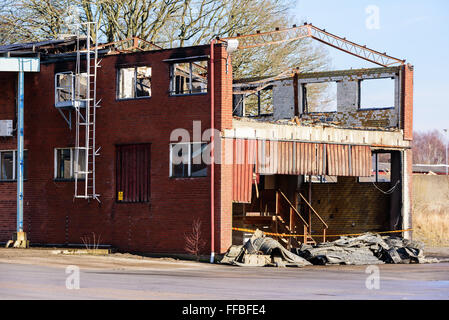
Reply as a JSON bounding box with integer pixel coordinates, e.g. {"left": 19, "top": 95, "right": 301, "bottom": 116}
{"left": 402, "top": 149, "right": 413, "bottom": 239}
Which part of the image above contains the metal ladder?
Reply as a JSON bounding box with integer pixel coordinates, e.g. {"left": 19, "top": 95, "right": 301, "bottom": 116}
{"left": 73, "top": 22, "right": 100, "bottom": 202}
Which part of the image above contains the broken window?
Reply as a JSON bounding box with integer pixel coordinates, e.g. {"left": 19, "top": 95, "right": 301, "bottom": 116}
{"left": 54, "top": 148, "right": 86, "bottom": 180}
{"left": 359, "top": 78, "right": 395, "bottom": 109}
{"left": 303, "top": 82, "right": 337, "bottom": 113}
{"left": 359, "top": 152, "right": 391, "bottom": 182}
{"left": 116, "top": 144, "right": 151, "bottom": 203}
{"left": 170, "top": 61, "right": 208, "bottom": 95}
{"left": 55, "top": 72, "right": 88, "bottom": 107}
{"left": 0, "top": 150, "right": 28, "bottom": 181}
{"left": 55, "top": 72, "right": 73, "bottom": 105}
{"left": 170, "top": 142, "right": 208, "bottom": 178}
{"left": 243, "top": 86, "right": 273, "bottom": 116}
{"left": 118, "top": 66, "right": 152, "bottom": 99}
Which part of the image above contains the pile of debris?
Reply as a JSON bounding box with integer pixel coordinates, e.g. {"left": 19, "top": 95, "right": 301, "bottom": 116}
{"left": 221, "top": 229, "right": 311, "bottom": 267}
{"left": 221, "top": 230, "right": 438, "bottom": 267}
{"left": 294, "top": 232, "right": 439, "bottom": 265}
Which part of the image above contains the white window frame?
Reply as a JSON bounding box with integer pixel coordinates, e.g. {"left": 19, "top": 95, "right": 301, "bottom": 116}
{"left": 117, "top": 66, "right": 152, "bottom": 100}
{"left": 169, "top": 60, "right": 208, "bottom": 96}
{"left": 169, "top": 142, "right": 207, "bottom": 178}
{"left": 0, "top": 149, "right": 28, "bottom": 181}
{"left": 54, "top": 147, "right": 86, "bottom": 180}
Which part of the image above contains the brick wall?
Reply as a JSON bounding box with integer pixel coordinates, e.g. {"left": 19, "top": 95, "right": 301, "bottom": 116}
{"left": 0, "top": 44, "right": 233, "bottom": 254}
{"left": 402, "top": 64, "right": 414, "bottom": 141}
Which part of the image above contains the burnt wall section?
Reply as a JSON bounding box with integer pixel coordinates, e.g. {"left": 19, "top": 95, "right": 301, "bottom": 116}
{"left": 271, "top": 67, "right": 402, "bottom": 129}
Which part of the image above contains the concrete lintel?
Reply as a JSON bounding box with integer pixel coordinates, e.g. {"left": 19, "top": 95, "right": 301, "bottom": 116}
{"left": 224, "top": 119, "right": 411, "bottom": 148}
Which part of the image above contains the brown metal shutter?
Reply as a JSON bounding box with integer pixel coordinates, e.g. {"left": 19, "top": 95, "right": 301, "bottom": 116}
{"left": 326, "top": 144, "right": 351, "bottom": 176}
{"left": 116, "top": 144, "right": 150, "bottom": 202}
{"left": 232, "top": 139, "right": 256, "bottom": 203}
{"left": 350, "top": 145, "right": 372, "bottom": 177}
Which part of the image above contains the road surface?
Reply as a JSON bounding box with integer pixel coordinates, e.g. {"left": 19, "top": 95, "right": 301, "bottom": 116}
{"left": 1, "top": 260, "right": 448, "bottom": 299}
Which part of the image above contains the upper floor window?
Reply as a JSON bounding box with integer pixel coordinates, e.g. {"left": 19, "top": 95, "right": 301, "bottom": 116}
{"left": 169, "top": 142, "right": 208, "bottom": 178}
{"left": 359, "top": 78, "right": 395, "bottom": 109}
{"left": 0, "top": 150, "right": 28, "bottom": 181}
{"left": 169, "top": 60, "right": 208, "bottom": 95}
{"left": 55, "top": 72, "right": 87, "bottom": 107}
{"left": 118, "top": 66, "right": 152, "bottom": 99}
{"left": 54, "top": 148, "right": 86, "bottom": 180}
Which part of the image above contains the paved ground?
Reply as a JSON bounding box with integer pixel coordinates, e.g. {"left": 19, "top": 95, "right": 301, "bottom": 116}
{"left": 0, "top": 248, "right": 448, "bottom": 300}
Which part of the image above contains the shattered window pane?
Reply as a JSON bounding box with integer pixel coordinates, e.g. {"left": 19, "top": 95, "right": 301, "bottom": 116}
{"left": 191, "top": 61, "right": 208, "bottom": 93}
{"left": 136, "top": 66, "right": 152, "bottom": 97}
{"left": 303, "top": 82, "right": 337, "bottom": 113}
{"left": 170, "top": 61, "right": 208, "bottom": 95}
{"left": 56, "top": 73, "right": 73, "bottom": 103}
{"left": 118, "top": 67, "right": 135, "bottom": 99}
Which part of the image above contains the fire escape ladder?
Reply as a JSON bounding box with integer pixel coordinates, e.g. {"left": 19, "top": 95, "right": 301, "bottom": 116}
{"left": 74, "top": 22, "right": 100, "bottom": 202}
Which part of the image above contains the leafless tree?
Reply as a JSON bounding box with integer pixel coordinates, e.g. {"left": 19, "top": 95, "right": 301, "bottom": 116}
{"left": 413, "top": 130, "right": 448, "bottom": 164}
{"left": 184, "top": 218, "right": 206, "bottom": 260}
{"left": 0, "top": 0, "right": 329, "bottom": 78}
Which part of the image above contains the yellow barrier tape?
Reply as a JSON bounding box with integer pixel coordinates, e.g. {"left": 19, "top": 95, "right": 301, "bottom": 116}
{"left": 232, "top": 227, "right": 413, "bottom": 238}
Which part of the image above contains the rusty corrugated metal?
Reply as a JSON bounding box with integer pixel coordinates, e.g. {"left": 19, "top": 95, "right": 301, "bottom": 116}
{"left": 350, "top": 145, "right": 372, "bottom": 176}
{"left": 232, "top": 139, "right": 256, "bottom": 203}
{"left": 327, "top": 144, "right": 351, "bottom": 176}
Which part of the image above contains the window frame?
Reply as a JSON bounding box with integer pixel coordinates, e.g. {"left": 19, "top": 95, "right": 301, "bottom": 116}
{"left": 169, "top": 142, "right": 208, "bottom": 178}
{"left": 116, "top": 65, "right": 152, "bottom": 100}
{"left": 54, "top": 147, "right": 85, "bottom": 181}
{"left": 358, "top": 152, "right": 391, "bottom": 183}
{"left": 0, "top": 149, "right": 28, "bottom": 182}
{"left": 169, "top": 60, "right": 208, "bottom": 96}
{"left": 358, "top": 78, "right": 396, "bottom": 111}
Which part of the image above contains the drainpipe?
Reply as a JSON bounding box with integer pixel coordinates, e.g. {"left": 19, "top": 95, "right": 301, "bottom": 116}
{"left": 17, "top": 70, "right": 24, "bottom": 233}
{"left": 210, "top": 39, "right": 215, "bottom": 263}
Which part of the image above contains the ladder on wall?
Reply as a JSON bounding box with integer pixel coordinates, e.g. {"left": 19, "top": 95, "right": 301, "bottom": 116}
{"left": 73, "top": 22, "right": 101, "bottom": 202}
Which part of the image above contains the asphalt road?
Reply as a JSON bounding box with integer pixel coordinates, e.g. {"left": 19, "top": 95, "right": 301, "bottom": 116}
{"left": 1, "top": 262, "right": 448, "bottom": 300}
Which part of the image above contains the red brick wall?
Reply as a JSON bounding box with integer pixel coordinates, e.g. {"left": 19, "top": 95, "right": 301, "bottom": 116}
{"left": 402, "top": 64, "right": 414, "bottom": 141}
{"left": 0, "top": 44, "right": 233, "bottom": 254}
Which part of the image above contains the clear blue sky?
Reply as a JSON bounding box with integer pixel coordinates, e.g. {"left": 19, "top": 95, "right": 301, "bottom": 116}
{"left": 292, "top": 0, "right": 449, "bottom": 135}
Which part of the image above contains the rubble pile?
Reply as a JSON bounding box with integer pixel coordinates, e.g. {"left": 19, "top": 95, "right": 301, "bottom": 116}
{"left": 295, "top": 233, "right": 438, "bottom": 265}
{"left": 221, "top": 229, "right": 311, "bottom": 267}
{"left": 221, "top": 230, "right": 439, "bottom": 267}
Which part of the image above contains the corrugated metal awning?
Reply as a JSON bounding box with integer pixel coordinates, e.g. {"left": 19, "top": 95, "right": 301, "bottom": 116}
{"left": 231, "top": 139, "right": 372, "bottom": 203}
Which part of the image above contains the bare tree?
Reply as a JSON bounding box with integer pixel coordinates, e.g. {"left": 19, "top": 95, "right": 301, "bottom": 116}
{"left": 184, "top": 218, "right": 206, "bottom": 260}
{"left": 0, "top": 0, "right": 329, "bottom": 78}
{"left": 413, "top": 130, "right": 448, "bottom": 164}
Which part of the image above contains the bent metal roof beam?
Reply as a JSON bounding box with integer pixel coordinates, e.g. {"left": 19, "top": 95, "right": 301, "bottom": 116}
{"left": 220, "top": 23, "right": 405, "bottom": 67}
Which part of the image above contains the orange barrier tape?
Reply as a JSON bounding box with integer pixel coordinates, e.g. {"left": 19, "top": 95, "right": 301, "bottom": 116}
{"left": 232, "top": 227, "right": 413, "bottom": 238}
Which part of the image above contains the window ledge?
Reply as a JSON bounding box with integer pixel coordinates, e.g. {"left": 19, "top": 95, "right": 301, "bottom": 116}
{"left": 54, "top": 178, "right": 85, "bottom": 182}
{"left": 116, "top": 96, "right": 152, "bottom": 102}
{"left": 169, "top": 92, "right": 208, "bottom": 97}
